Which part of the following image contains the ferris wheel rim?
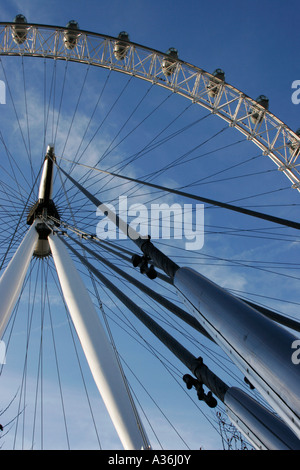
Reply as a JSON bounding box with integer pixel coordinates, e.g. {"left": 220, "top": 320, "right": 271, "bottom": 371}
{"left": 0, "top": 21, "right": 299, "bottom": 191}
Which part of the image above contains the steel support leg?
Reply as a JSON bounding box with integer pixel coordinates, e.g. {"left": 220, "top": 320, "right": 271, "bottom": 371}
{"left": 0, "top": 220, "right": 39, "bottom": 338}
{"left": 174, "top": 266, "right": 300, "bottom": 439}
{"left": 48, "top": 233, "right": 150, "bottom": 450}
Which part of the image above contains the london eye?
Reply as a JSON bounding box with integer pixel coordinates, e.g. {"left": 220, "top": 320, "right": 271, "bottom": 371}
{"left": 0, "top": 12, "right": 299, "bottom": 450}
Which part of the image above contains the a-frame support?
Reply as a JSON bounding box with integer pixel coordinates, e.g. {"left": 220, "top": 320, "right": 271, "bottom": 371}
{"left": 48, "top": 232, "right": 150, "bottom": 450}
{"left": 0, "top": 146, "right": 151, "bottom": 450}
{"left": 0, "top": 219, "right": 39, "bottom": 337}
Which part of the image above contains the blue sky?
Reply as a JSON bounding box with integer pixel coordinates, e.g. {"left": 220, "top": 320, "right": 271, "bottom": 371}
{"left": 0, "top": 0, "right": 299, "bottom": 451}
{"left": 3, "top": 0, "right": 299, "bottom": 134}
{"left": 3, "top": 0, "right": 299, "bottom": 125}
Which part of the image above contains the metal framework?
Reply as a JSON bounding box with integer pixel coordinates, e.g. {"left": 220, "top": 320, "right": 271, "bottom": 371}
{"left": 0, "top": 22, "right": 299, "bottom": 190}
{"left": 0, "top": 21, "right": 299, "bottom": 450}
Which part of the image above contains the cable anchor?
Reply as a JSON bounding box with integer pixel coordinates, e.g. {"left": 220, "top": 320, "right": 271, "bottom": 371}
{"left": 183, "top": 373, "right": 218, "bottom": 408}
{"left": 131, "top": 253, "right": 157, "bottom": 280}
{"left": 244, "top": 376, "right": 255, "bottom": 390}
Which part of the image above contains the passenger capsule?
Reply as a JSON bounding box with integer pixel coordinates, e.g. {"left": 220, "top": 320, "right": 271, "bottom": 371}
{"left": 12, "top": 14, "right": 28, "bottom": 45}
{"left": 64, "top": 20, "right": 80, "bottom": 50}
{"left": 207, "top": 68, "right": 225, "bottom": 97}
{"left": 113, "top": 31, "right": 130, "bottom": 60}
{"left": 250, "top": 95, "right": 269, "bottom": 124}
{"left": 162, "top": 48, "right": 178, "bottom": 77}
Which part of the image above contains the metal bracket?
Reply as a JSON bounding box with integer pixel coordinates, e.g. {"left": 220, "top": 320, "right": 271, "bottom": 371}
{"left": 183, "top": 372, "right": 217, "bottom": 408}
{"left": 131, "top": 254, "right": 157, "bottom": 280}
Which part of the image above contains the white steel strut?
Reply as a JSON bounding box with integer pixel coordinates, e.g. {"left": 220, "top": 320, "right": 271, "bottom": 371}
{"left": 223, "top": 386, "right": 300, "bottom": 450}
{"left": 48, "top": 232, "right": 150, "bottom": 450}
{"left": 174, "top": 267, "right": 300, "bottom": 440}
{"left": 0, "top": 219, "right": 39, "bottom": 338}
{"left": 39, "top": 146, "right": 150, "bottom": 450}
{"left": 0, "top": 146, "right": 151, "bottom": 450}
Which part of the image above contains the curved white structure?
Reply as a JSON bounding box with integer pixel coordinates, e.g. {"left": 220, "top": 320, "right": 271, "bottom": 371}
{"left": 0, "top": 21, "right": 299, "bottom": 190}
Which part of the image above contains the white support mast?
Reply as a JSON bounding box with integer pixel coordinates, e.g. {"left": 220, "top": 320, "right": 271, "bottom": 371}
{"left": 174, "top": 267, "right": 300, "bottom": 439}
{"left": 48, "top": 232, "right": 150, "bottom": 450}
{"left": 0, "top": 219, "right": 39, "bottom": 338}
{"left": 1, "top": 144, "right": 150, "bottom": 450}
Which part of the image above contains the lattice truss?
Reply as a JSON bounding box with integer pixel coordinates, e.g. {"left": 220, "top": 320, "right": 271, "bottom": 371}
{"left": 0, "top": 22, "right": 299, "bottom": 189}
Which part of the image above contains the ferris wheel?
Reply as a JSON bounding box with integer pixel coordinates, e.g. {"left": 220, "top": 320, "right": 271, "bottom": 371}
{"left": 0, "top": 15, "right": 299, "bottom": 450}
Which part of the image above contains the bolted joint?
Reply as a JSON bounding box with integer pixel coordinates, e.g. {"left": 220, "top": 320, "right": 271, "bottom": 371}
{"left": 35, "top": 222, "right": 52, "bottom": 240}
{"left": 244, "top": 376, "right": 255, "bottom": 390}
{"left": 131, "top": 254, "right": 157, "bottom": 280}
{"left": 183, "top": 373, "right": 217, "bottom": 408}
{"left": 138, "top": 237, "right": 179, "bottom": 281}
{"left": 33, "top": 222, "right": 52, "bottom": 258}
